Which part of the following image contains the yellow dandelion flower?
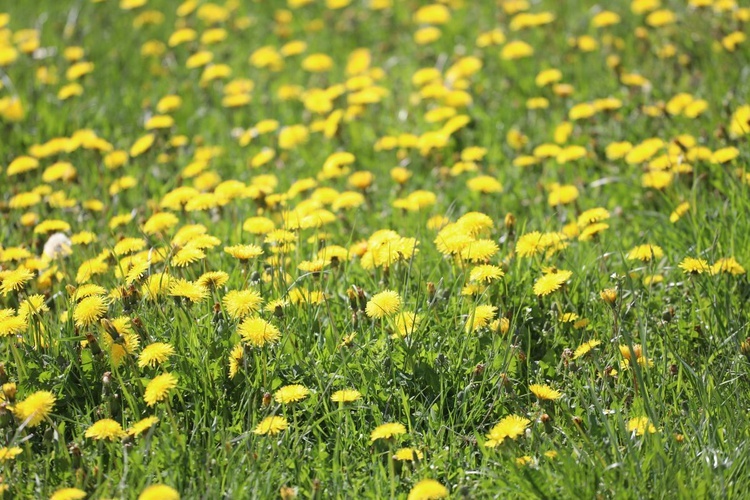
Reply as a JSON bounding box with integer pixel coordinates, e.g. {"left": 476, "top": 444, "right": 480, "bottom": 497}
{"left": 627, "top": 244, "right": 664, "bottom": 262}
{"left": 331, "top": 389, "right": 362, "bottom": 403}
{"left": 127, "top": 416, "right": 160, "bottom": 437}
{"left": 138, "top": 343, "right": 175, "bottom": 369}
{"left": 366, "top": 290, "right": 401, "bottom": 319}
{"left": 393, "top": 447, "right": 424, "bottom": 462}
{"left": 469, "top": 265, "right": 504, "bottom": 283}
{"left": 85, "top": 418, "right": 126, "bottom": 441}
{"left": 573, "top": 339, "right": 601, "bottom": 359}
{"left": 274, "top": 384, "right": 310, "bottom": 404}
{"left": 370, "top": 422, "right": 406, "bottom": 442}
{"left": 254, "top": 415, "right": 288, "bottom": 435}
{"left": 238, "top": 316, "right": 280, "bottom": 347}
{"left": 50, "top": 488, "right": 87, "bottom": 500}
{"left": 224, "top": 244, "right": 264, "bottom": 261}
{"left": 533, "top": 270, "right": 573, "bottom": 296}
{"left": 485, "top": 415, "right": 530, "bottom": 447}
{"left": 1, "top": 267, "right": 34, "bottom": 295}
{"left": 529, "top": 384, "right": 562, "bottom": 401}
{"left": 627, "top": 416, "right": 657, "bottom": 436}
{"left": 465, "top": 305, "right": 497, "bottom": 333}
{"left": 407, "top": 479, "right": 448, "bottom": 500}
{"left": 144, "top": 372, "right": 178, "bottom": 406}
{"left": 223, "top": 290, "right": 263, "bottom": 319}
{"left": 13, "top": 390, "right": 56, "bottom": 428}
{"left": 73, "top": 295, "right": 108, "bottom": 327}
{"left": 138, "top": 484, "right": 180, "bottom": 500}
{"left": 0, "top": 446, "right": 23, "bottom": 462}
{"left": 679, "top": 257, "right": 709, "bottom": 274}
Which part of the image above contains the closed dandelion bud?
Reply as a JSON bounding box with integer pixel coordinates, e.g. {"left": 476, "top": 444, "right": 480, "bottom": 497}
{"left": 427, "top": 282, "right": 436, "bottom": 302}
{"left": 347, "top": 288, "right": 358, "bottom": 312}
{"left": 517, "top": 350, "right": 526, "bottom": 362}
{"left": 2, "top": 383, "right": 17, "bottom": 402}
{"left": 312, "top": 479, "right": 321, "bottom": 492}
{"left": 572, "top": 416, "right": 583, "bottom": 428}
{"left": 0, "top": 364, "right": 7, "bottom": 384}
{"left": 357, "top": 287, "right": 367, "bottom": 312}
{"left": 675, "top": 434, "right": 684, "bottom": 443}
{"left": 262, "top": 392, "right": 272, "bottom": 407}
{"left": 504, "top": 213, "right": 516, "bottom": 231}
{"left": 86, "top": 333, "right": 102, "bottom": 356}
{"left": 280, "top": 486, "right": 298, "bottom": 500}
{"left": 662, "top": 307, "right": 675, "bottom": 322}
{"left": 740, "top": 339, "right": 750, "bottom": 356}
{"left": 66, "top": 284, "right": 77, "bottom": 297}
{"left": 69, "top": 443, "right": 82, "bottom": 469}
{"left": 44, "top": 426, "right": 54, "bottom": 442}
{"left": 473, "top": 363, "right": 485, "bottom": 377}
{"left": 273, "top": 304, "right": 284, "bottom": 319}
{"left": 669, "top": 364, "right": 678, "bottom": 376}
{"left": 600, "top": 288, "right": 617, "bottom": 305}
{"left": 540, "top": 413, "right": 550, "bottom": 423}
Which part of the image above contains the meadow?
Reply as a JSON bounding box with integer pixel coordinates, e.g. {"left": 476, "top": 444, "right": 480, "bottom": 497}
{"left": 1, "top": 0, "right": 750, "bottom": 498}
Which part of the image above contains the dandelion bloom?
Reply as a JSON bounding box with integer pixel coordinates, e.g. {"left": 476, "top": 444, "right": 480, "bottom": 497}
{"left": 73, "top": 295, "right": 108, "bottom": 327}
{"left": 529, "top": 384, "right": 562, "bottom": 401}
{"left": 127, "top": 416, "right": 159, "bottom": 436}
{"left": 678, "top": 257, "right": 709, "bottom": 274}
{"left": 224, "top": 244, "right": 263, "bottom": 261}
{"left": 573, "top": 339, "right": 601, "bottom": 359}
{"left": 138, "top": 343, "right": 175, "bottom": 368}
{"left": 626, "top": 244, "right": 664, "bottom": 262}
{"left": 370, "top": 422, "right": 406, "bottom": 442}
{"left": 407, "top": 479, "right": 449, "bottom": 500}
{"left": 365, "top": 290, "right": 401, "bottom": 319}
{"left": 13, "top": 390, "right": 56, "bottom": 427}
{"left": 274, "top": 384, "right": 310, "bottom": 404}
{"left": 465, "top": 305, "right": 497, "bottom": 333}
{"left": 0, "top": 267, "right": 34, "bottom": 295}
{"left": 393, "top": 447, "right": 424, "bottom": 462}
{"left": 238, "top": 316, "right": 280, "bottom": 347}
{"left": 50, "top": 488, "right": 87, "bottom": 500}
{"left": 627, "top": 416, "right": 657, "bottom": 436}
{"left": 223, "top": 290, "right": 263, "bottom": 319}
{"left": 254, "top": 415, "right": 288, "bottom": 435}
{"left": 331, "top": 389, "right": 362, "bottom": 403}
{"left": 144, "top": 373, "right": 178, "bottom": 406}
{"left": 85, "top": 418, "right": 126, "bottom": 441}
{"left": 0, "top": 446, "right": 22, "bottom": 462}
{"left": 485, "top": 415, "right": 530, "bottom": 447}
{"left": 533, "top": 270, "right": 573, "bottom": 296}
{"left": 138, "top": 485, "right": 180, "bottom": 500}
{"left": 469, "top": 265, "right": 504, "bottom": 283}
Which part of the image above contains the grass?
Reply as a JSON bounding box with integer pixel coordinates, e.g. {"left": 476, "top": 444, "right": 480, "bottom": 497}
{"left": 1, "top": 0, "right": 750, "bottom": 498}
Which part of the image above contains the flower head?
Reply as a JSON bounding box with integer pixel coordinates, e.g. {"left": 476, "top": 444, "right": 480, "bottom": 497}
{"left": 85, "top": 418, "right": 126, "bottom": 441}
{"left": 331, "top": 389, "right": 362, "bottom": 403}
{"left": 238, "top": 316, "right": 280, "bottom": 347}
{"left": 274, "top": 384, "right": 310, "bottom": 404}
{"left": 138, "top": 343, "right": 175, "bottom": 368}
{"left": 254, "top": 415, "right": 288, "bottom": 435}
{"left": 144, "top": 372, "right": 178, "bottom": 406}
{"left": 13, "top": 390, "right": 56, "bottom": 427}
{"left": 365, "top": 290, "right": 401, "bottom": 319}
{"left": 485, "top": 415, "right": 530, "bottom": 447}
{"left": 408, "top": 479, "right": 448, "bottom": 500}
{"left": 529, "top": 384, "right": 562, "bottom": 401}
{"left": 138, "top": 485, "right": 180, "bottom": 500}
{"left": 370, "top": 422, "right": 406, "bottom": 442}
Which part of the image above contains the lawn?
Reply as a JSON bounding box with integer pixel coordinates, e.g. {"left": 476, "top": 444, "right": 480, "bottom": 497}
{"left": 1, "top": 0, "right": 750, "bottom": 498}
